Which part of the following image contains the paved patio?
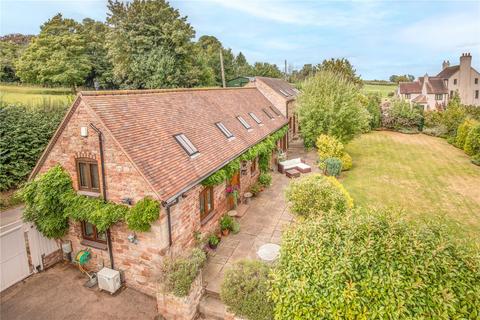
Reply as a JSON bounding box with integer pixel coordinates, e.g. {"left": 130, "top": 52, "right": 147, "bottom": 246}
{"left": 203, "top": 139, "right": 318, "bottom": 294}
{"left": 0, "top": 262, "right": 157, "bottom": 320}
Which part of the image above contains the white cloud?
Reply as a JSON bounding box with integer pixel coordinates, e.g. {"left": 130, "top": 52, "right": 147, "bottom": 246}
{"left": 205, "top": 0, "right": 388, "bottom": 28}
{"left": 398, "top": 12, "right": 480, "bottom": 53}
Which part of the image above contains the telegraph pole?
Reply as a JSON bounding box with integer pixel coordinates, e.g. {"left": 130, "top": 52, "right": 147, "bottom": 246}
{"left": 220, "top": 49, "right": 226, "bottom": 88}
{"left": 284, "top": 59, "right": 287, "bottom": 81}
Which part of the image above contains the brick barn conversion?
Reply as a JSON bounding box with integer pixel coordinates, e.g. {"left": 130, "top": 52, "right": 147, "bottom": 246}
{"left": 28, "top": 86, "right": 290, "bottom": 297}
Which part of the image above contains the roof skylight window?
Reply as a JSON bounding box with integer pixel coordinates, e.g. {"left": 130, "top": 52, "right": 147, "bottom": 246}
{"left": 215, "top": 122, "right": 234, "bottom": 138}
{"left": 263, "top": 108, "right": 274, "bottom": 119}
{"left": 269, "top": 106, "right": 282, "bottom": 116}
{"left": 174, "top": 134, "right": 199, "bottom": 156}
{"left": 279, "top": 89, "right": 290, "bottom": 96}
{"left": 248, "top": 112, "right": 262, "bottom": 124}
{"left": 237, "top": 116, "right": 252, "bottom": 129}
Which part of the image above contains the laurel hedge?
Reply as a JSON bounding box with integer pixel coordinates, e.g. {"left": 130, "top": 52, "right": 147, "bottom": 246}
{"left": 0, "top": 103, "right": 67, "bottom": 191}
{"left": 269, "top": 209, "right": 480, "bottom": 319}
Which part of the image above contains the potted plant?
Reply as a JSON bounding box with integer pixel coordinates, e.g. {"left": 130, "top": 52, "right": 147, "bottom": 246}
{"left": 250, "top": 183, "right": 261, "bottom": 196}
{"left": 208, "top": 234, "right": 220, "bottom": 249}
{"left": 220, "top": 215, "right": 234, "bottom": 236}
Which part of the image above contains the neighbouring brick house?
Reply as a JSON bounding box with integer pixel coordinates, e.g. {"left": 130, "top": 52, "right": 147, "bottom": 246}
{"left": 29, "top": 87, "right": 288, "bottom": 297}
{"left": 246, "top": 77, "right": 300, "bottom": 142}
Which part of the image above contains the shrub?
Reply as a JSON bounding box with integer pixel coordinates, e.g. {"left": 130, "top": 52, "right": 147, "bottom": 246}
{"left": 125, "top": 197, "right": 160, "bottom": 232}
{"left": 464, "top": 123, "right": 480, "bottom": 156}
{"left": 383, "top": 99, "right": 423, "bottom": 131}
{"left": 269, "top": 208, "right": 480, "bottom": 319}
{"left": 471, "top": 154, "right": 480, "bottom": 166}
{"left": 340, "top": 152, "right": 352, "bottom": 171}
{"left": 441, "top": 103, "right": 467, "bottom": 137}
{"left": 162, "top": 248, "right": 206, "bottom": 297}
{"left": 297, "top": 70, "right": 369, "bottom": 147}
{"left": 455, "top": 118, "right": 477, "bottom": 149}
{"left": 316, "top": 134, "right": 344, "bottom": 168}
{"left": 220, "top": 215, "right": 234, "bottom": 231}
{"left": 361, "top": 93, "right": 382, "bottom": 130}
{"left": 324, "top": 157, "right": 342, "bottom": 177}
{"left": 231, "top": 219, "right": 240, "bottom": 234}
{"left": 258, "top": 173, "right": 272, "bottom": 187}
{"left": 285, "top": 174, "right": 353, "bottom": 218}
{"left": 221, "top": 260, "right": 273, "bottom": 320}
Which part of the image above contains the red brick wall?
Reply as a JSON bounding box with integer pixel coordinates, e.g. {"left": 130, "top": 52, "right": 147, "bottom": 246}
{"left": 35, "top": 101, "right": 263, "bottom": 296}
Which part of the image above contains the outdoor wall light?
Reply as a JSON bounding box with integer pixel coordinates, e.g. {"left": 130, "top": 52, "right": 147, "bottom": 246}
{"left": 127, "top": 233, "right": 138, "bottom": 244}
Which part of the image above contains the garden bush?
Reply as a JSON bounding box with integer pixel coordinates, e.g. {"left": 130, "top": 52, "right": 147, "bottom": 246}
{"left": 0, "top": 102, "right": 68, "bottom": 191}
{"left": 258, "top": 173, "right": 272, "bottom": 187}
{"left": 324, "top": 157, "right": 342, "bottom": 177}
{"left": 464, "top": 122, "right": 480, "bottom": 157}
{"left": 162, "top": 248, "right": 206, "bottom": 297}
{"left": 455, "top": 118, "right": 477, "bottom": 149}
{"left": 383, "top": 99, "right": 423, "bottom": 131}
{"left": 220, "top": 260, "right": 273, "bottom": 320}
{"left": 269, "top": 208, "right": 480, "bottom": 319}
{"left": 316, "top": 134, "right": 344, "bottom": 168}
{"left": 285, "top": 174, "right": 353, "bottom": 218}
{"left": 340, "top": 152, "right": 352, "bottom": 171}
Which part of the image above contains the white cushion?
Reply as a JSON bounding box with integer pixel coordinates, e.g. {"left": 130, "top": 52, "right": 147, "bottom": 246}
{"left": 296, "top": 163, "right": 311, "bottom": 169}
{"left": 280, "top": 158, "right": 302, "bottom": 167}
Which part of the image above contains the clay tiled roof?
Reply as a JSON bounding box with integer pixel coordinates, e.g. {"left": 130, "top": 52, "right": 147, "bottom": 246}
{"left": 436, "top": 66, "right": 460, "bottom": 79}
{"left": 399, "top": 77, "right": 447, "bottom": 95}
{"left": 412, "top": 94, "right": 427, "bottom": 104}
{"left": 255, "top": 77, "right": 299, "bottom": 100}
{"left": 79, "top": 87, "right": 287, "bottom": 202}
{"left": 399, "top": 82, "right": 421, "bottom": 94}
{"left": 419, "top": 77, "right": 448, "bottom": 94}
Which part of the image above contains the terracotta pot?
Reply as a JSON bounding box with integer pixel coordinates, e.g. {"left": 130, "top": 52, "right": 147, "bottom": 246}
{"left": 222, "top": 229, "right": 230, "bottom": 236}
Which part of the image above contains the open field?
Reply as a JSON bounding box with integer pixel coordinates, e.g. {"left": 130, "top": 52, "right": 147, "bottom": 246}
{"left": 0, "top": 84, "right": 74, "bottom": 107}
{"left": 342, "top": 131, "right": 480, "bottom": 236}
{"left": 362, "top": 83, "right": 397, "bottom": 98}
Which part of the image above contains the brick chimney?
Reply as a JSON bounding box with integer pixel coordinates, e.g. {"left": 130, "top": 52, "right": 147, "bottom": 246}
{"left": 442, "top": 60, "right": 450, "bottom": 70}
{"left": 460, "top": 53, "right": 472, "bottom": 72}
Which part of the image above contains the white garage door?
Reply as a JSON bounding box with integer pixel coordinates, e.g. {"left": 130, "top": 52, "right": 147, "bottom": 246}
{"left": 0, "top": 221, "right": 31, "bottom": 291}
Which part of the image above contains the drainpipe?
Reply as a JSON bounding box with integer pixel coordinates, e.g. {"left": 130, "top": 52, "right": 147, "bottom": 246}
{"left": 162, "top": 197, "right": 179, "bottom": 247}
{"left": 90, "top": 123, "right": 115, "bottom": 270}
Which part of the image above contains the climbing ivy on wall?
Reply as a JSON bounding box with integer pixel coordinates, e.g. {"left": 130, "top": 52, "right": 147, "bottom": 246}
{"left": 23, "top": 165, "right": 161, "bottom": 238}
{"left": 201, "top": 126, "right": 288, "bottom": 187}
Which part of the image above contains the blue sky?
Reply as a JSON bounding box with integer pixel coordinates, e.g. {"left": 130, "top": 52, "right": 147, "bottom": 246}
{"left": 1, "top": 0, "right": 479, "bottom": 79}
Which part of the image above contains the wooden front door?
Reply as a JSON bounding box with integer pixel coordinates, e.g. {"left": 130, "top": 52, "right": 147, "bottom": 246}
{"left": 227, "top": 171, "right": 240, "bottom": 210}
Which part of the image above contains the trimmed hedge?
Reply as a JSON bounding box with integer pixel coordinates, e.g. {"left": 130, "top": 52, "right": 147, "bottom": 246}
{"left": 270, "top": 208, "right": 480, "bottom": 319}
{"left": 285, "top": 173, "right": 353, "bottom": 218}
{"left": 221, "top": 260, "right": 273, "bottom": 320}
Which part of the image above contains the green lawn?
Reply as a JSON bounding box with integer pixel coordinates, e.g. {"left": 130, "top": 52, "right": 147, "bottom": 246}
{"left": 0, "top": 83, "right": 74, "bottom": 108}
{"left": 342, "top": 131, "right": 480, "bottom": 236}
{"left": 362, "top": 83, "right": 397, "bottom": 98}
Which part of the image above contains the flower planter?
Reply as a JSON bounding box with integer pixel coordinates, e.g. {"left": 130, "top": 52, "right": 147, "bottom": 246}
{"left": 222, "top": 229, "right": 230, "bottom": 236}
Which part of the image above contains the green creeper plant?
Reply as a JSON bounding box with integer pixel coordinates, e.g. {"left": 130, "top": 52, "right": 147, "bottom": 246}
{"left": 125, "top": 197, "right": 160, "bottom": 232}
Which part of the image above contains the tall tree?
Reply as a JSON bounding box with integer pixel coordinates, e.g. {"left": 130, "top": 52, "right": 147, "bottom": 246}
{"left": 106, "top": 0, "right": 196, "bottom": 89}
{"left": 195, "top": 35, "right": 236, "bottom": 86}
{"left": 0, "top": 34, "right": 34, "bottom": 82}
{"left": 233, "top": 52, "right": 252, "bottom": 77}
{"left": 251, "top": 62, "right": 283, "bottom": 78}
{"left": 80, "top": 18, "right": 115, "bottom": 89}
{"left": 15, "top": 14, "right": 90, "bottom": 90}
{"left": 317, "top": 58, "right": 362, "bottom": 86}
{"left": 389, "top": 74, "right": 415, "bottom": 83}
{"left": 297, "top": 70, "right": 369, "bottom": 147}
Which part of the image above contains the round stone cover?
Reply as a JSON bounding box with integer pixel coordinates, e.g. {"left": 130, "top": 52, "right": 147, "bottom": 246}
{"left": 257, "top": 243, "right": 280, "bottom": 261}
